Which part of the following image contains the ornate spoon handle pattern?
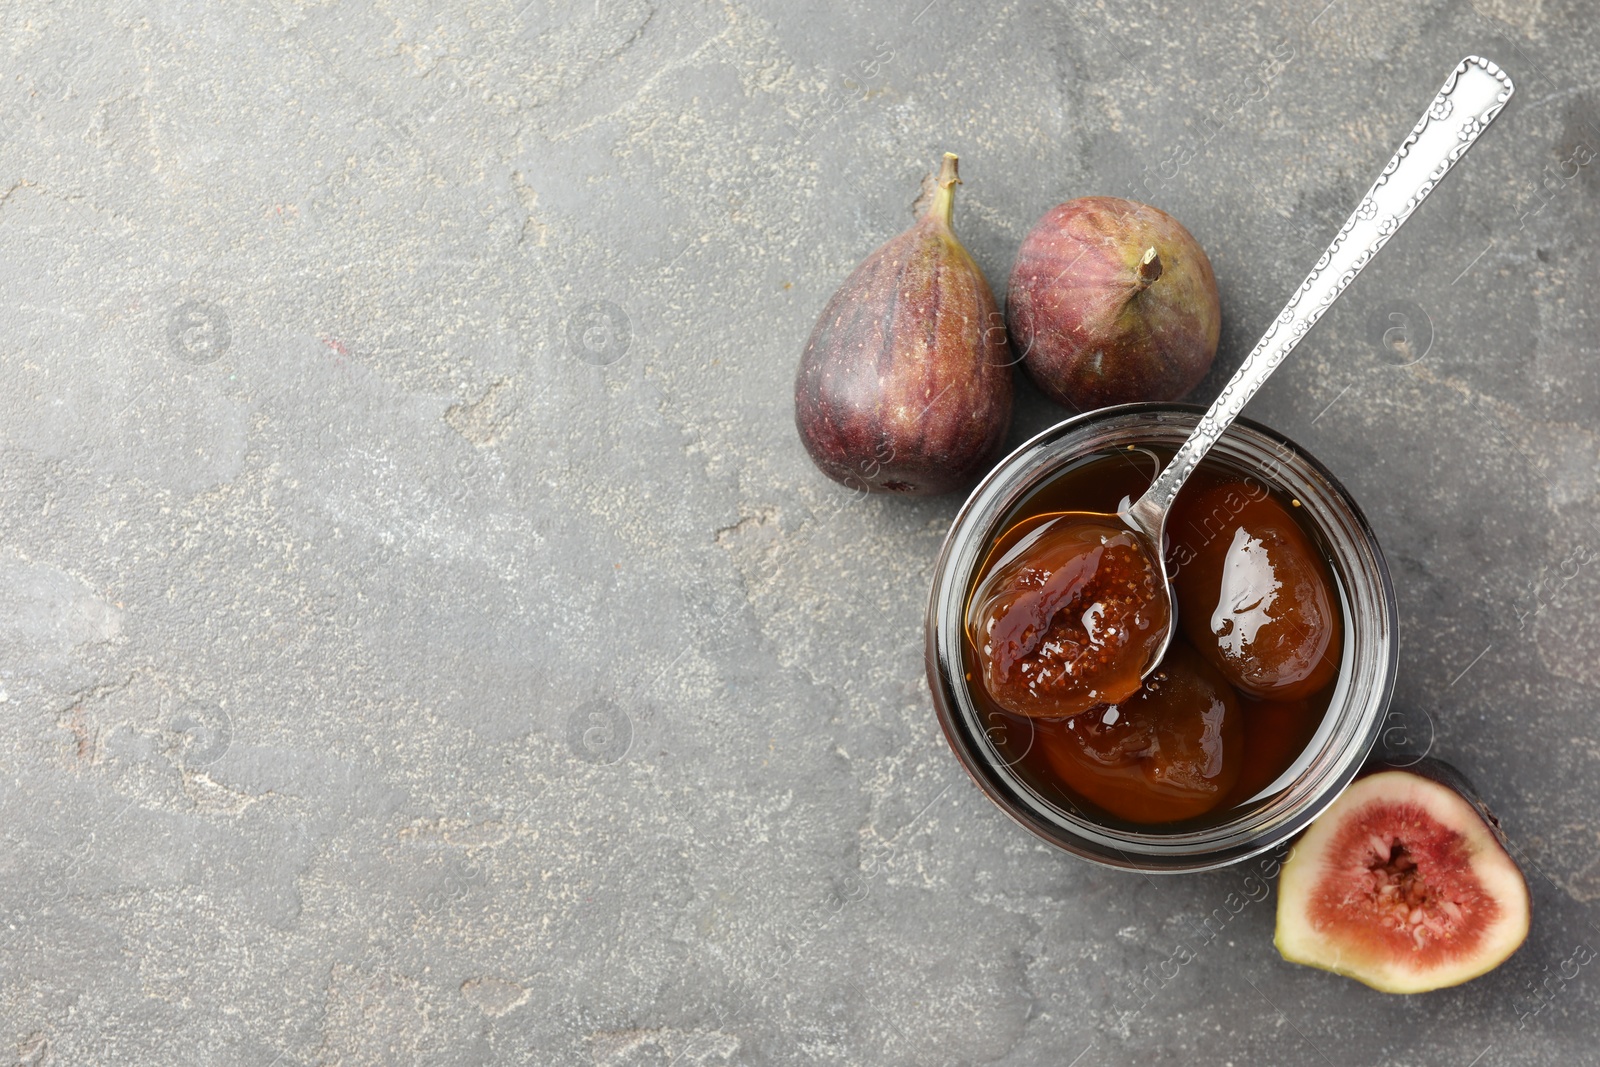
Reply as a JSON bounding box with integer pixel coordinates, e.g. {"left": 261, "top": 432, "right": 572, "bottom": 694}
{"left": 1127, "top": 56, "right": 1514, "bottom": 532}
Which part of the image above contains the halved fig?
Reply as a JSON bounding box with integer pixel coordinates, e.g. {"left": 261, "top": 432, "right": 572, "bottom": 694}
{"left": 1275, "top": 761, "right": 1530, "bottom": 993}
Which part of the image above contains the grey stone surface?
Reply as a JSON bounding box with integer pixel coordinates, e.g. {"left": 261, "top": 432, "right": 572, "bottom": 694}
{"left": 0, "top": 0, "right": 1597, "bottom": 1063}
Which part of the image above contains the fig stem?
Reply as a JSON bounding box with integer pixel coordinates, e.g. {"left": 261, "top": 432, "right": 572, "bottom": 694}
{"left": 1135, "top": 247, "right": 1163, "bottom": 291}
{"left": 928, "top": 152, "right": 961, "bottom": 229}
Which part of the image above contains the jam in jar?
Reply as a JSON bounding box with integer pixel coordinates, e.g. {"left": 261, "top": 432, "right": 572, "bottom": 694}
{"left": 963, "top": 445, "right": 1343, "bottom": 827}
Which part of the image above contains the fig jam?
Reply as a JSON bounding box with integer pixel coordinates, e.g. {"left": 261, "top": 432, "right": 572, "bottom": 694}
{"left": 966, "top": 519, "right": 1168, "bottom": 719}
{"left": 963, "top": 445, "right": 1344, "bottom": 828}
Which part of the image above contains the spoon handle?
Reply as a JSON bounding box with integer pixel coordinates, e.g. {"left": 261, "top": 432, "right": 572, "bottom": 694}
{"left": 1128, "top": 56, "right": 1514, "bottom": 531}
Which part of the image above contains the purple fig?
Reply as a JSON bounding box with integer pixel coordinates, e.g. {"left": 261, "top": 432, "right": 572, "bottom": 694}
{"left": 795, "top": 154, "right": 1013, "bottom": 496}
{"left": 1006, "top": 197, "right": 1220, "bottom": 411}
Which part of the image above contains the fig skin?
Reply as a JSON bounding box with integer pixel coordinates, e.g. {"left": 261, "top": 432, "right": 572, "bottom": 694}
{"left": 795, "top": 154, "right": 1013, "bottom": 496}
{"left": 1274, "top": 759, "right": 1531, "bottom": 994}
{"left": 1006, "top": 197, "right": 1220, "bottom": 410}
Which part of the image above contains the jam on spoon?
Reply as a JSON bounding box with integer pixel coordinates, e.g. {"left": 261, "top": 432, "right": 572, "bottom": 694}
{"left": 966, "top": 515, "right": 1169, "bottom": 718}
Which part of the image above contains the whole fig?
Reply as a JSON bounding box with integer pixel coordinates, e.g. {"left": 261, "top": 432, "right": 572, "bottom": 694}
{"left": 1006, "top": 197, "right": 1220, "bottom": 411}
{"left": 795, "top": 154, "right": 1012, "bottom": 496}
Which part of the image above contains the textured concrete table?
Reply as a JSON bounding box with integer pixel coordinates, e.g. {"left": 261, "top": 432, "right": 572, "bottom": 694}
{"left": 1, "top": 1, "right": 1597, "bottom": 1063}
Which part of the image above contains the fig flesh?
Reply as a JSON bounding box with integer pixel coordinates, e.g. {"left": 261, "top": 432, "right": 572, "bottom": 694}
{"left": 1275, "top": 760, "right": 1530, "bottom": 993}
{"left": 794, "top": 154, "right": 1012, "bottom": 495}
{"left": 1006, "top": 197, "right": 1220, "bottom": 410}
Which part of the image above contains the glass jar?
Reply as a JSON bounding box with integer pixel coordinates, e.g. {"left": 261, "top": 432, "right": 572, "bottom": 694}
{"left": 925, "top": 404, "right": 1398, "bottom": 872}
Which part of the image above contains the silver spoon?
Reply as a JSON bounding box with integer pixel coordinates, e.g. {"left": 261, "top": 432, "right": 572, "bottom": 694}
{"left": 1120, "top": 56, "right": 1514, "bottom": 675}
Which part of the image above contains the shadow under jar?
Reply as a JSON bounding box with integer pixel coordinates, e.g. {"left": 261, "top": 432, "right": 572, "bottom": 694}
{"left": 926, "top": 404, "right": 1397, "bottom": 872}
